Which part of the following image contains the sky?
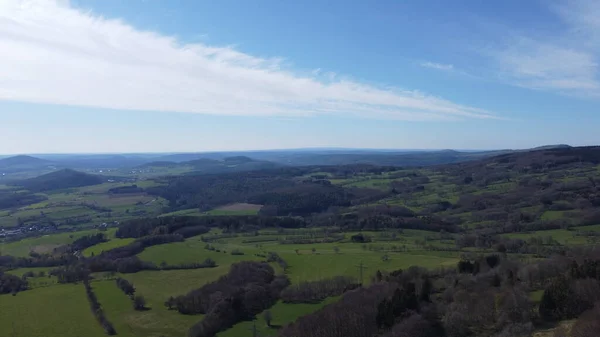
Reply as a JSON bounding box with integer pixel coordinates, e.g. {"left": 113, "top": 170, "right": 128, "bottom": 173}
{"left": 0, "top": 0, "right": 599, "bottom": 154}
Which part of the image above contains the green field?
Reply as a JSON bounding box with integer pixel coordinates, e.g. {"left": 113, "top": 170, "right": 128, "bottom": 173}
{"left": 0, "top": 181, "right": 168, "bottom": 229}
{"left": 91, "top": 280, "right": 202, "bottom": 337}
{"left": 139, "top": 231, "right": 458, "bottom": 283}
{"left": 218, "top": 297, "right": 340, "bottom": 337}
{"left": 0, "top": 284, "right": 106, "bottom": 337}
{"left": 83, "top": 237, "right": 135, "bottom": 257}
{"left": 0, "top": 228, "right": 115, "bottom": 257}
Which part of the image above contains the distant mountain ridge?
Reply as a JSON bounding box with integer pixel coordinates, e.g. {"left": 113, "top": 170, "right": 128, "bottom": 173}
{"left": 0, "top": 144, "right": 579, "bottom": 178}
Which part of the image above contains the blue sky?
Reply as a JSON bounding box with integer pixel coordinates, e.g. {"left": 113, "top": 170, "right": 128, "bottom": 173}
{"left": 0, "top": 0, "right": 599, "bottom": 154}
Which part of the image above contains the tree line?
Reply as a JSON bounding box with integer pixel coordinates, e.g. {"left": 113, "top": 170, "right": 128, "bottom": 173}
{"left": 280, "top": 276, "right": 359, "bottom": 304}
{"left": 82, "top": 277, "right": 117, "bottom": 335}
{"left": 0, "top": 271, "right": 28, "bottom": 294}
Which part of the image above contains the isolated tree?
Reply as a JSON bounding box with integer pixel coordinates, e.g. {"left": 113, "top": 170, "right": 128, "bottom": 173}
{"left": 294, "top": 249, "right": 299, "bottom": 255}
{"left": 133, "top": 295, "right": 146, "bottom": 311}
{"left": 164, "top": 296, "right": 176, "bottom": 310}
{"left": 264, "top": 310, "right": 273, "bottom": 327}
{"left": 334, "top": 247, "right": 340, "bottom": 254}
{"left": 311, "top": 248, "right": 316, "bottom": 254}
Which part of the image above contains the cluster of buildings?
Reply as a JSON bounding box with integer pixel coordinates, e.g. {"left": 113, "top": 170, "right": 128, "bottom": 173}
{"left": 0, "top": 224, "right": 58, "bottom": 238}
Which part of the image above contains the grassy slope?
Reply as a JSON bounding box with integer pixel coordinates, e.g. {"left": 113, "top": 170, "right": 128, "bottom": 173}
{"left": 83, "top": 237, "right": 135, "bottom": 257}
{"left": 139, "top": 232, "right": 458, "bottom": 283}
{"left": 0, "top": 181, "right": 167, "bottom": 229}
{"left": 0, "top": 284, "right": 105, "bottom": 337}
{"left": 218, "top": 297, "right": 340, "bottom": 337}
{"left": 0, "top": 228, "right": 115, "bottom": 257}
{"left": 92, "top": 280, "right": 202, "bottom": 337}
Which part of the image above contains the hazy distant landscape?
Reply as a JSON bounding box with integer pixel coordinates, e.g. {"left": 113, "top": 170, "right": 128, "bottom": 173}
{"left": 3, "top": 145, "right": 600, "bottom": 337}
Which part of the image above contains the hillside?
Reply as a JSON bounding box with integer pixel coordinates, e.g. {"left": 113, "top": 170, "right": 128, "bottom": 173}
{"left": 0, "top": 155, "right": 52, "bottom": 169}
{"left": 147, "top": 146, "right": 600, "bottom": 230}
{"left": 140, "top": 156, "right": 281, "bottom": 174}
{"left": 12, "top": 169, "right": 105, "bottom": 192}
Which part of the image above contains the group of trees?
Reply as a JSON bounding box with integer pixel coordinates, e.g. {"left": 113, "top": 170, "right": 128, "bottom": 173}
{"left": 51, "top": 264, "right": 89, "bottom": 283}
{"left": 538, "top": 259, "right": 600, "bottom": 322}
{"left": 0, "top": 272, "right": 28, "bottom": 294}
{"left": 108, "top": 184, "right": 144, "bottom": 194}
{"left": 115, "top": 216, "right": 211, "bottom": 238}
{"left": 115, "top": 278, "right": 146, "bottom": 311}
{"left": 273, "top": 247, "right": 600, "bottom": 337}
{"left": 278, "top": 282, "right": 401, "bottom": 337}
{"left": 0, "top": 190, "right": 47, "bottom": 209}
{"left": 166, "top": 262, "right": 289, "bottom": 337}
{"left": 0, "top": 253, "right": 76, "bottom": 269}
{"left": 69, "top": 233, "right": 108, "bottom": 252}
{"left": 280, "top": 276, "right": 359, "bottom": 303}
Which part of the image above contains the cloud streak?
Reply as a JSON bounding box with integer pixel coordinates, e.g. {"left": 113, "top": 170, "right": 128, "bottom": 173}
{"left": 420, "top": 62, "right": 454, "bottom": 72}
{"left": 0, "top": 0, "right": 495, "bottom": 121}
{"left": 491, "top": 0, "right": 600, "bottom": 96}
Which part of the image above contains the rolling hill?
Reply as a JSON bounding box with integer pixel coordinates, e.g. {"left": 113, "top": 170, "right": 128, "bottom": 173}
{"left": 11, "top": 169, "right": 105, "bottom": 192}
{"left": 0, "top": 155, "right": 53, "bottom": 170}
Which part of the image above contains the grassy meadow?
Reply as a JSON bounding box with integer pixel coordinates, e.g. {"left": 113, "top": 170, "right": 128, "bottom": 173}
{"left": 0, "top": 284, "right": 106, "bottom": 337}
{"left": 83, "top": 237, "right": 135, "bottom": 257}
{"left": 1, "top": 228, "right": 116, "bottom": 257}
{"left": 91, "top": 280, "right": 203, "bottom": 337}
{"left": 218, "top": 297, "right": 341, "bottom": 337}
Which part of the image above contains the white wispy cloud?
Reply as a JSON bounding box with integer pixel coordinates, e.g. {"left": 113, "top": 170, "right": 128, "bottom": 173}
{"left": 0, "top": 0, "right": 495, "bottom": 121}
{"left": 491, "top": 0, "right": 600, "bottom": 96}
{"left": 420, "top": 62, "right": 454, "bottom": 72}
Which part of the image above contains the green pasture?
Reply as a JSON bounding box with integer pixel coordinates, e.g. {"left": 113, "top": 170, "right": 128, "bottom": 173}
{"left": 0, "top": 228, "right": 115, "bottom": 257}
{"left": 219, "top": 297, "right": 340, "bottom": 337}
{"left": 139, "top": 231, "right": 458, "bottom": 283}
{"left": 137, "top": 237, "right": 262, "bottom": 266}
{"left": 83, "top": 237, "right": 135, "bottom": 257}
{"left": 92, "top": 280, "right": 202, "bottom": 337}
{"left": 0, "top": 284, "right": 106, "bottom": 337}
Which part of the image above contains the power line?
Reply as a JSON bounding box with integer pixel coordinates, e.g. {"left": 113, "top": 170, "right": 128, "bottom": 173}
{"left": 356, "top": 261, "right": 368, "bottom": 285}
{"left": 249, "top": 318, "right": 259, "bottom": 337}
